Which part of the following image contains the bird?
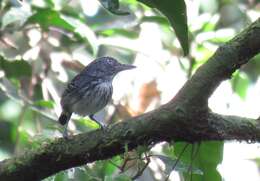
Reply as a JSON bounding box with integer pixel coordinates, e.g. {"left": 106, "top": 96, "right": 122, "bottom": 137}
{"left": 58, "top": 56, "right": 136, "bottom": 138}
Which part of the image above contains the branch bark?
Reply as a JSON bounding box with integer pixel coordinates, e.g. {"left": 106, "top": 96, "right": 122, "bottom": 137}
{"left": 0, "top": 18, "right": 260, "bottom": 181}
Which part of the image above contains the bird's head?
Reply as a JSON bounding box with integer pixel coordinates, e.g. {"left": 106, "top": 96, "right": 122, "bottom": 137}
{"left": 84, "top": 57, "right": 136, "bottom": 79}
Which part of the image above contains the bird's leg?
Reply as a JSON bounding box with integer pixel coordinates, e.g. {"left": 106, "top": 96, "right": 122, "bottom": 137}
{"left": 62, "top": 122, "right": 69, "bottom": 139}
{"left": 89, "top": 114, "right": 104, "bottom": 129}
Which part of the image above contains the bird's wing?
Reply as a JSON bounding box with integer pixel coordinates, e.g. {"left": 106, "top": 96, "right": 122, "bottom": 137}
{"left": 61, "top": 73, "right": 97, "bottom": 108}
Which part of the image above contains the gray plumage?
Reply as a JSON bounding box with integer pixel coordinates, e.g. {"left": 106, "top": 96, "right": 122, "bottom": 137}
{"left": 59, "top": 56, "right": 135, "bottom": 137}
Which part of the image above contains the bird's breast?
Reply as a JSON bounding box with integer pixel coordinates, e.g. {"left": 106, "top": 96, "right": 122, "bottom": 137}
{"left": 71, "top": 82, "right": 113, "bottom": 116}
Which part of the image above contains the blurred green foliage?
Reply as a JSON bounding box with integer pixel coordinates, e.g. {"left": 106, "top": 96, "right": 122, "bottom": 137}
{"left": 0, "top": 0, "right": 259, "bottom": 180}
{"left": 173, "top": 142, "right": 223, "bottom": 181}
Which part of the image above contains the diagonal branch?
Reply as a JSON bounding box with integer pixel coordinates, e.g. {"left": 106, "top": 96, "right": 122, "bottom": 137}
{"left": 0, "top": 18, "right": 260, "bottom": 181}
{"left": 0, "top": 110, "right": 259, "bottom": 181}
{"left": 172, "top": 18, "right": 260, "bottom": 110}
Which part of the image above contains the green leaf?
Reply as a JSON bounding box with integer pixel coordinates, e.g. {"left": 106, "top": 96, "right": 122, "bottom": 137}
{"left": 0, "top": 56, "right": 32, "bottom": 78}
{"left": 156, "top": 155, "right": 203, "bottom": 175}
{"left": 98, "top": 0, "right": 130, "bottom": 15}
{"left": 34, "top": 100, "right": 55, "bottom": 109}
{"left": 52, "top": 171, "right": 67, "bottom": 181}
{"left": 141, "top": 16, "right": 170, "bottom": 27}
{"left": 174, "top": 141, "right": 223, "bottom": 181}
{"left": 77, "top": 118, "right": 100, "bottom": 129}
{"left": 103, "top": 161, "right": 120, "bottom": 176}
{"left": 98, "top": 28, "right": 139, "bottom": 39}
{"left": 16, "top": 127, "right": 32, "bottom": 147}
{"left": 0, "top": 121, "right": 15, "bottom": 153}
{"left": 231, "top": 71, "right": 250, "bottom": 100}
{"left": 105, "top": 174, "right": 131, "bottom": 181}
{"left": 26, "top": 8, "right": 75, "bottom": 31}
{"left": 138, "top": 0, "right": 189, "bottom": 55}
{"left": 242, "top": 54, "right": 260, "bottom": 82}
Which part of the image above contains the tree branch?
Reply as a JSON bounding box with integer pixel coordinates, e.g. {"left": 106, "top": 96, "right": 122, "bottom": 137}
{"left": 172, "top": 18, "right": 260, "bottom": 110}
{"left": 0, "top": 18, "right": 259, "bottom": 181}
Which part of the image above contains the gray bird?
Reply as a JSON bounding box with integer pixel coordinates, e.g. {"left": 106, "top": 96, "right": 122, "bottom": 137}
{"left": 59, "top": 56, "right": 136, "bottom": 137}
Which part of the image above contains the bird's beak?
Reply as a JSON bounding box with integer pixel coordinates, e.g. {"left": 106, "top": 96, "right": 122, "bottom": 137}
{"left": 117, "top": 63, "right": 136, "bottom": 71}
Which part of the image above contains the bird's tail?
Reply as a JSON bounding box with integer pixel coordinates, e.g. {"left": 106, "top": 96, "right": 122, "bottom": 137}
{"left": 58, "top": 111, "right": 72, "bottom": 125}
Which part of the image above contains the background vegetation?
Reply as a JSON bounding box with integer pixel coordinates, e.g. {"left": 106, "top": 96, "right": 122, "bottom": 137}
{"left": 0, "top": 0, "right": 259, "bottom": 180}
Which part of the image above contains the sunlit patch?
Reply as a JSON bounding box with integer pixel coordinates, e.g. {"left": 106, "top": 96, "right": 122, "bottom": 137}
{"left": 23, "top": 46, "right": 40, "bottom": 60}
{"left": 247, "top": 10, "right": 260, "bottom": 21}
{"left": 0, "top": 70, "right": 5, "bottom": 78}
{"left": 80, "top": 0, "right": 99, "bottom": 16}
{"left": 107, "top": 104, "right": 115, "bottom": 115}
{"left": 27, "top": 28, "right": 41, "bottom": 47}
{"left": 50, "top": 52, "right": 70, "bottom": 82}
{"left": 0, "top": 100, "right": 21, "bottom": 120}
{"left": 149, "top": 156, "right": 165, "bottom": 180}
{"left": 48, "top": 36, "right": 60, "bottom": 47}
{"left": 0, "top": 149, "right": 10, "bottom": 161}
{"left": 31, "top": 0, "right": 46, "bottom": 8}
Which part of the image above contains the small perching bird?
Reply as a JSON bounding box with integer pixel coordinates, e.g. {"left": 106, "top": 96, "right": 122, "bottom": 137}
{"left": 59, "top": 56, "right": 136, "bottom": 138}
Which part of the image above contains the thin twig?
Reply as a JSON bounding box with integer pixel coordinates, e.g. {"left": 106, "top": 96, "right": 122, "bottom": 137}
{"left": 131, "top": 152, "right": 151, "bottom": 180}
{"left": 188, "top": 143, "right": 201, "bottom": 181}
{"left": 165, "top": 143, "right": 189, "bottom": 181}
{"left": 189, "top": 144, "right": 194, "bottom": 181}
{"left": 108, "top": 160, "right": 122, "bottom": 171}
